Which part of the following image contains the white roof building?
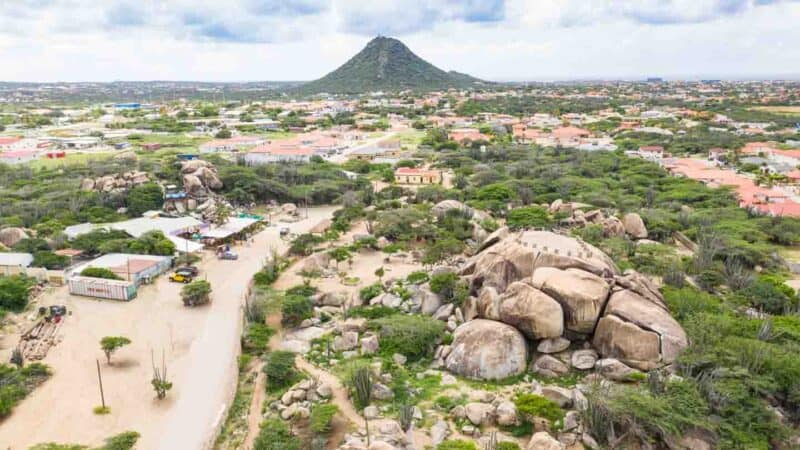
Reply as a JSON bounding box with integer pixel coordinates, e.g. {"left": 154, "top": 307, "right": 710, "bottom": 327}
{"left": 0, "top": 252, "right": 34, "bottom": 268}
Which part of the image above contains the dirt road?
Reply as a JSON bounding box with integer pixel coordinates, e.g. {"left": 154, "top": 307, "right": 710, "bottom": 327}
{"left": 0, "top": 206, "right": 337, "bottom": 449}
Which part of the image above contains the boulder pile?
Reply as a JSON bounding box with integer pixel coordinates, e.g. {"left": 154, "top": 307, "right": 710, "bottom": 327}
{"left": 548, "top": 198, "right": 649, "bottom": 240}
{"left": 180, "top": 159, "right": 223, "bottom": 196}
{"left": 80, "top": 171, "right": 150, "bottom": 193}
{"left": 446, "top": 228, "right": 687, "bottom": 377}
{"left": 269, "top": 378, "right": 332, "bottom": 420}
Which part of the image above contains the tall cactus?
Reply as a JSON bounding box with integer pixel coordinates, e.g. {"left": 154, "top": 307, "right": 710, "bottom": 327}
{"left": 151, "top": 350, "right": 173, "bottom": 400}
{"left": 351, "top": 366, "right": 373, "bottom": 445}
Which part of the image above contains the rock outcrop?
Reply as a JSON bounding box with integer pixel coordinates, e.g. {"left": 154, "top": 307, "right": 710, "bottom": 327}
{"left": 456, "top": 229, "right": 687, "bottom": 378}
{"left": 622, "top": 213, "right": 648, "bottom": 239}
{"left": 462, "top": 229, "right": 618, "bottom": 294}
{"left": 180, "top": 159, "right": 223, "bottom": 195}
{"left": 0, "top": 227, "right": 29, "bottom": 248}
{"left": 593, "top": 289, "right": 687, "bottom": 370}
{"left": 445, "top": 319, "right": 528, "bottom": 380}
{"left": 498, "top": 282, "right": 563, "bottom": 339}
{"left": 80, "top": 171, "right": 150, "bottom": 193}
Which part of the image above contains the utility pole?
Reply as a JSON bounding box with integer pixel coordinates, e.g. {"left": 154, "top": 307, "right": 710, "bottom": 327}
{"left": 96, "top": 359, "right": 106, "bottom": 409}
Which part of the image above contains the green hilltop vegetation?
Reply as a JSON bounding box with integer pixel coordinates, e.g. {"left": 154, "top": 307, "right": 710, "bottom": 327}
{"left": 297, "top": 36, "right": 487, "bottom": 94}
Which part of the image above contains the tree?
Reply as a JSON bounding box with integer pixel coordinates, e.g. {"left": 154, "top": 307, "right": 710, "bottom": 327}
{"left": 0, "top": 275, "right": 35, "bottom": 311}
{"left": 374, "top": 266, "right": 385, "bottom": 282}
{"left": 32, "top": 251, "right": 70, "bottom": 270}
{"left": 81, "top": 267, "right": 123, "bottom": 280}
{"left": 213, "top": 204, "right": 232, "bottom": 227}
{"left": 181, "top": 280, "right": 212, "bottom": 306}
{"left": 126, "top": 183, "right": 164, "bottom": 217}
{"left": 328, "top": 247, "right": 351, "bottom": 269}
{"left": 100, "top": 336, "right": 131, "bottom": 365}
{"left": 215, "top": 129, "right": 232, "bottom": 139}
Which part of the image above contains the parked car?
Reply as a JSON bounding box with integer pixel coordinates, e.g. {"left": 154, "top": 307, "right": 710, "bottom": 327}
{"left": 169, "top": 270, "right": 194, "bottom": 283}
{"left": 218, "top": 251, "right": 238, "bottom": 260}
{"left": 177, "top": 265, "right": 199, "bottom": 277}
{"left": 280, "top": 227, "right": 290, "bottom": 236}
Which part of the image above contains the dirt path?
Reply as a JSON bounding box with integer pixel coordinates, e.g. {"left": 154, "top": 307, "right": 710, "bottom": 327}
{"left": 242, "top": 371, "right": 266, "bottom": 450}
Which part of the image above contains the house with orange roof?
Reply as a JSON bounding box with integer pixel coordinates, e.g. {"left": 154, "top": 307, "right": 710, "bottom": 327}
{"left": 741, "top": 141, "right": 777, "bottom": 156}
{"left": 512, "top": 124, "right": 542, "bottom": 143}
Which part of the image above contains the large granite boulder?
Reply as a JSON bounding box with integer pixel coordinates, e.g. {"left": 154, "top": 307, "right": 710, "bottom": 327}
{"left": 538, "top": 268, "right": 610, "bottom": 334}
{"left": 445, "top": 319, "right": 528, "bottom": 380}
{"left": 463, "top": 230, "right": 618, "bottom": 294}
{"left": 622, "top": 213, "right": 648, "bottom": 239}
{"left": 527, "top": 432, "right": 564, "bottom": 450}
{"left": 497, "top": 282, "right": 563, "bottom": 340}
{"left": 593, "top": 290, "right": 687, "bottom": 370}
{"left": 0, "top": 227, "right": 29, "bottom": 248}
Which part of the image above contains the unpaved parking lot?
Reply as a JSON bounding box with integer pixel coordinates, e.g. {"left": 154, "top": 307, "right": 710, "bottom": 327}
{"left": 0, "top": 207, "right": 337, "bottom": 449}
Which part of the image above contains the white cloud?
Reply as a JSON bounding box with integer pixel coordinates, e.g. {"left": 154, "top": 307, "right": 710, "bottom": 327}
{"left": 0, "top": 0, "right": 798, "bottom": 81}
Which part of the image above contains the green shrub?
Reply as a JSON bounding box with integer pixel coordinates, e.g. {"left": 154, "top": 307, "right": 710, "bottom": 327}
{"left": 406, "top": 271, "right": 430, "bottom": 285}
{"left": 253, "top": 419, "right": 300, "bottom": 450}
{"left": 346, "top": 305, "right": 397, "bottom": 319}
{"left": 181, "top": 280, "right": 212, "bottom": 306}
{"left": 309, "top": 403, "right": 339, "bottom": 434}
{"left": 0, "top": 275, "right": 35, "bottom": 312}
{"left": 285, "top": 283, "right": 317, "bottom": 297}
{"left": 281, "top": 295, "right": 313, "bottom": 327}
{"left": 263, "top": 351, "right": 297, "bottom": 391}
{"left": 740, "top": 276, "right": 798, "bottom": 314}
{"left": 32, "top": 251, "right": 70, "bottom": 270}
{"left": 429, "top": 272, "right": 468, "bottom": 305}
{"left": 253, "top": 266, "right": 280, "bottom": 287}
{"left": 497, "top": 442, "right": 520, "bottom": 450}
{"left": 437, "top": 440, "right": 477, "bottom": 450}
{"left": 506, "top": 206, "right": 551, "bottom": 230}
{"left": 242, "top": 323, "right": 274, "bottom": 354}
{"left": 370, "top": 315, "right": 445, "bottom": 361}
{"left": 514, "top": 393, "right": 564, "bottom": 425}
{"left": 359, "top": 283, "right": 383, "bottom": 301}
{"left": 0, "top": 363, "right": 50, "bottom": 417}
{"left": 80, "top": 267, "right": 122, "bottom": 280}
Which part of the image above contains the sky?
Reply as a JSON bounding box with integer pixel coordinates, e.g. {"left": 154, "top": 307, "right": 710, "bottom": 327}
{"left": 0, "top": 0, "right": 799, "bottom": 82}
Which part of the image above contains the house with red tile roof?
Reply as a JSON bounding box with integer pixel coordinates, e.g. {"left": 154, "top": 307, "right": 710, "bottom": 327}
{"left": 665, "top": 158, "right": 800, "bottom": 217}
{"left": 512, "top": 124, "right": 542, "bottom": 143}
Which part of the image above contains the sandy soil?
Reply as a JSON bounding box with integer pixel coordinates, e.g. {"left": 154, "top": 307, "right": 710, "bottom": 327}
{"left": 0, "top": 206, "right": 337, "bottom": 450}
{"left": 274, "top": 221, "right": 423, "bottom": 296}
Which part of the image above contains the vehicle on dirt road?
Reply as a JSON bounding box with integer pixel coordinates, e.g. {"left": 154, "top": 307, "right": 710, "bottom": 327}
{"left": 280, "top": 227, "right": 290, "bottom": 236}
{"left": 169, "top": 270, "right": 194, "bottom": 283}
{"left": 218, "top": 251, "right": 238, "bottom": 260}
{"left": 177, "top": 265, "right": 199, "bottom": 277}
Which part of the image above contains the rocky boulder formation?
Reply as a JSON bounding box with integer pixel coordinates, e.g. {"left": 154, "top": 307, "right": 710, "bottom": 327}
{"left": 593, "top": 289, "right": 687, "bottom": 370}
{"left": 462, "top": 229, "right": 618, "bottom": 293}
{"left": 498, "top": 282, "right": 563, "bottom": 339}
{"left": 537, "top": 268, "right": 610, "bottom": 334}
{"left": 81, "top": 171, "right": 150, "bottom": 193}
{"left": 622, "top": 212, "right": 648, "bottom": 239}
{"left": 445, "top": 319, "right": 528, "bottom": 380}
{"left": 456, "top": 229, "right": 687, "bottom": 378}
{"left": 0, "top": 227, "right": 29, "bottom": 248}
{"left": 180, "top": 159, "right": 223, "bottom": 195}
